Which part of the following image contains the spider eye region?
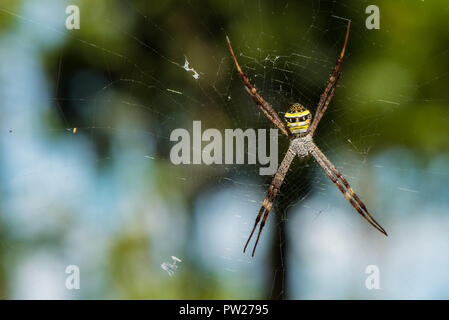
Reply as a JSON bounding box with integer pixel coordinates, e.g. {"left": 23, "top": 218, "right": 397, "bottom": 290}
{"left": 284, "top": 103, "right": 312, "bottom": 134}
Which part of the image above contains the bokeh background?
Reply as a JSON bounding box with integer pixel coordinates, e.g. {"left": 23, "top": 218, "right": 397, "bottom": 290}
{"left": 1, "top": 0, "right": 449, "bottom": 299}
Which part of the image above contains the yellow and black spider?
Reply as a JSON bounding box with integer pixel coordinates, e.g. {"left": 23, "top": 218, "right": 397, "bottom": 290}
{"left": 227, "top": 21, "right": 387, "bottom": 257}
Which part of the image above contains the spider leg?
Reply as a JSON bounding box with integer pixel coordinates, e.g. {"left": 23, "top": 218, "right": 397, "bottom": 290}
{"left": 309, "top": 20, "right": 350, "bottom": 136}
{"left": 251, "top": 187, "right": 278, "bottom": 257}
{"left": 226, "top": 36, "right": 292, "bottom": 138}
{"left": 244, "top": 146, "right": 296, "bottom": 256}
{"left": 309, "top": 73, "right": 339, "bottom": 136}
{"left": 310, "top": 144, "right": 387, "bottom": 236}
{"left": 244, "top": 87, "right": 284, "bottom": 132}
{"left": 313, "top": 146, "right": 385, "bottom": 230}
{"left": 243, "top": 184, "right": 277, "bottom": 253}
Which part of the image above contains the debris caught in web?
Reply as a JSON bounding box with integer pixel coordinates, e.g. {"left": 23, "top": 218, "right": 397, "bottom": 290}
{"left": 183, "top": 57, "right": 199, "bottom": 80}
{"left": 161, "top": 256, "right": 182, "bottom": 277}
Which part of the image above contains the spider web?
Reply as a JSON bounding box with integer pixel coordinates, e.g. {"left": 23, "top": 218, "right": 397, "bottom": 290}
{"left": 1, "top": 0, "right": 449, "bottom": 299}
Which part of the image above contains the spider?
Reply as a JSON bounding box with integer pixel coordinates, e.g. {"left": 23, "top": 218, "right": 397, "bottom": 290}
{"left": 226, "top": 21, "right": 387, "bottom": 257}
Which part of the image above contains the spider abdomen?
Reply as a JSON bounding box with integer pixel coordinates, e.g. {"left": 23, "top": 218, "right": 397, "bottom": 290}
{"left": 284, "top": 103, "right": 312, "bottom": 135}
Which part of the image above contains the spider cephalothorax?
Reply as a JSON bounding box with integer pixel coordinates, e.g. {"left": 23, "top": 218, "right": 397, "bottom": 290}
{"left": 284, "top": 103, "right": 312, "bottom": 135}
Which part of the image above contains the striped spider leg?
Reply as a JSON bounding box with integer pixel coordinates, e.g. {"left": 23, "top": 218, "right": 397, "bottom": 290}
{"left": 244, "top": 146, "right": 296, "bottom": 256}
{"left": 226, "top": 36, "right": 293, "bottom": 138}
{"left": 309, "top": 20, "right": 350, "bottom": 137}
{"left": 310, "top": 145, "right": 387, "bottom": 236}
{"left": 226, "top": 35, "right": 293, "bottom": 255}
{"left": 308, "top": 20, "right": 387, "bottom": 236}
